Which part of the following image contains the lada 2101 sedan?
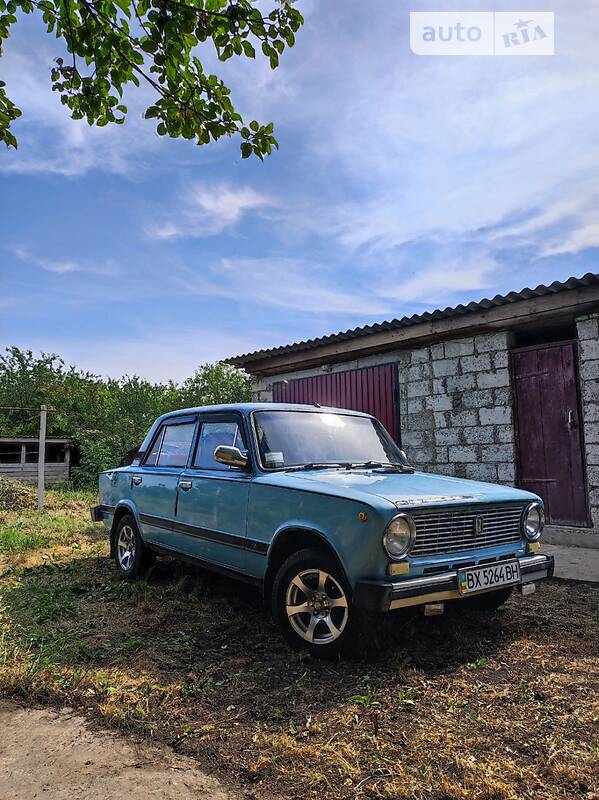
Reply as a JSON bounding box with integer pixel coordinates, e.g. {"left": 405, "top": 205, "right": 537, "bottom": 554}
{"left": 91, "top": 403, "right": 554, "bottom": 657}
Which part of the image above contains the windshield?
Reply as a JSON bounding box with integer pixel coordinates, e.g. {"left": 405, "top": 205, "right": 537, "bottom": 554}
{"left": 253, "top": 410, "right": 408, "bottom": 470}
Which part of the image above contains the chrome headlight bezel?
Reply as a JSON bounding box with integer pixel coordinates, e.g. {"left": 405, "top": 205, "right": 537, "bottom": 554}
{"left": 383, "top": 513, "right": 416, "bottom": 560}
{"left": 522, "top": 501, "right": 545, "bottom": 541}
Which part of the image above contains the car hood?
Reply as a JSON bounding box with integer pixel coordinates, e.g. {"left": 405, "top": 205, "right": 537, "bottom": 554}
{"left": 264, "top": 468, "right": 537, "bottom": 509}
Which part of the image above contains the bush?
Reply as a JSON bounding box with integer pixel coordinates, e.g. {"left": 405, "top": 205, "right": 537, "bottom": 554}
{"left": 0, "top": 347, "right": 252, "bottom": 489}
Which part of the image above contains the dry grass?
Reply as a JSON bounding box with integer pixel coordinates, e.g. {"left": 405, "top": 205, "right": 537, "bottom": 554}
{"left": 0, "top": 491, "right": 598, "bottom": 800}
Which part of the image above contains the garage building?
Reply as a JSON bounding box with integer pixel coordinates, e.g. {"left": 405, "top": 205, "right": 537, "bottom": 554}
{"left": 227, "top": 273, "right": 599, "bottom": 545}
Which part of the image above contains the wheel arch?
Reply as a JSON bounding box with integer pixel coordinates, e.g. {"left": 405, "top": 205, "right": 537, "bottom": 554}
{"left": 263, "top": 525, "right": 349, "bottom": 609}
{"left": 109, "top": 501, "right": 140, "bottom": 557}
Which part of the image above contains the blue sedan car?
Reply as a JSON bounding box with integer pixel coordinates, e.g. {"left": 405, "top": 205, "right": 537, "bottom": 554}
{"left": 91, "top": 403, "right": 553, "bottom": 657}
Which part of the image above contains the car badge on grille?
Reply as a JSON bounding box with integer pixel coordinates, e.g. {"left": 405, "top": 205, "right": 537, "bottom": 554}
{"left": 473, "top": 515, "right": 484, "bottom": 536}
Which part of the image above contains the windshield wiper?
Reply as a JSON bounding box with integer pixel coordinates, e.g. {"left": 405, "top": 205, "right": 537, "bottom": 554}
{"left": 284, "top": 462, "right": 350, "bottom": 472}
{"left": 345, "top": 461, "right": 415, "bottom": 473}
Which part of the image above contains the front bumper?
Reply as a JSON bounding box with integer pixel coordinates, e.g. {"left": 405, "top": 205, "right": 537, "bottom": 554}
{"left": 353, "top": 554, "right": 554, "bottom": 613}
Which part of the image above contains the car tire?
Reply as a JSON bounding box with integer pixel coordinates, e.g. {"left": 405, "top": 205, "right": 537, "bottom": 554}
{"left": 272, "top": 548, "right": 362, "bottom": 659}
{"left": 113, "top": 514, "right": 154, "bottom": 580}
{"left": 463, "top": 586, "right": 514, "bottom": 611}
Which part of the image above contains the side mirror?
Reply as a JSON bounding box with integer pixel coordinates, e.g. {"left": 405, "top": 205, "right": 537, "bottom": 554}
{"left": 214, "top": 445, "right": 249, "bottom": 469}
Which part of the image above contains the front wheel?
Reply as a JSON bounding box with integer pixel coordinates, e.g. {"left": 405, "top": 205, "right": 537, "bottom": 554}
{"left": 272, "top": 548, "right": 360, "bottom": 658}
{"left": 113, "top": 514, "right": 154, "bottom": 580}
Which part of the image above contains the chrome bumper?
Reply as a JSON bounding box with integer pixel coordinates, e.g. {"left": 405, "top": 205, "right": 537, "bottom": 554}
{"left": 353, "top": 554, "right": 554, "bottom": 612}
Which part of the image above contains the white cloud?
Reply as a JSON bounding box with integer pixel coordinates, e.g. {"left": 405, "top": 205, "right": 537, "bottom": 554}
{"left": 147, "top": 182, "right": 274, "bottom": 239}
{"left": 174, "top": 257, "right": 390, "bottom": 315}
{"left": 10, "top": 246, "right": 120, "bottom": 276}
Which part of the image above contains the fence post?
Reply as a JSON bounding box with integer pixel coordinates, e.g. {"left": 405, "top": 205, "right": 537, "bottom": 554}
{"left": 38, "top": 404, "right": 47, "bottom": 512}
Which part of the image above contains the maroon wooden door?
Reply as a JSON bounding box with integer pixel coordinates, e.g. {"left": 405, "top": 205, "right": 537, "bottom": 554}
{"left": 272, "top": 364, "right": 399, "bottom": 441}
{"left": 512, "top": 342, "right": 589, "bottom": 527}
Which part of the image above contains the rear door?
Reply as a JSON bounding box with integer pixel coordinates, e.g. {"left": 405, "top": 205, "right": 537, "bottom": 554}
{"left": 130, "top": 415, "right": 197, "bottom": 547}
{"left": 175, "top": 413, "right": 251, "bottom": 572}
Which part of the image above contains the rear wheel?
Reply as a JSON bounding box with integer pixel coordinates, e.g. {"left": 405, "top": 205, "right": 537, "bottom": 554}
{"left": 463, "top": 586, "right": 513, "bottom": 611}
{"left": 272, "top": 548, "right": 360, "bottom": 658}
{"left": 113, "top": 514, "right": 154, "bottom": 580}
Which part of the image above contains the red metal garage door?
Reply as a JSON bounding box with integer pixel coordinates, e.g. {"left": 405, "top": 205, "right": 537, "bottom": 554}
{"left": 272, "top": 364, "right": 399, "bottom": 442}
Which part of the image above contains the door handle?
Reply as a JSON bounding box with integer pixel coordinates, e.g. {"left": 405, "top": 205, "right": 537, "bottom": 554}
{"left": 178, "top": 480, "right": 192, "bottom": 491}
{"left": 567, "top": 409, "right": 575, "bottom": 428}
{"left": 132, "top": 475, "right": 142, "bottom": 486}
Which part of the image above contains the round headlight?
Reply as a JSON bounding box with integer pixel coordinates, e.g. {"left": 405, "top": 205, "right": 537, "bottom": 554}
{"left": 383, "top": 513, "right": 416, "bottom": 560}
{"left": 522, "top": 501, "right": 544, "bottom": 541}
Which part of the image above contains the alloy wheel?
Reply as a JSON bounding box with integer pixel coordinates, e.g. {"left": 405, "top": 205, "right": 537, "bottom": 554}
{"left": 117, "top": 524, "right": 136, "bottom": 571}
{"left": 285, "top": 568, "right": 349, "bottom": 645}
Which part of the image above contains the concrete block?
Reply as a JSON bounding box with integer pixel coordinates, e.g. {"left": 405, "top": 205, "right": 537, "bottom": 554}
{"left": 586, "top": 444, "right": 599, "bottom": 465}
{"left": 430, "top": 343, "right": 445, "bottom": 360}
{"left": 431, "top": 464, "right": 458, "bottom": 476}
{"left": 433, "top": 378, "right": 446, "bottom": 395}
{"left": 583, "top": 382, "right": 599, "bottom": 403}
{"left": 408, "top": 411, "right": 436, "bottom": 431}
{"left": 480, "top": 406, "right": 512, "bottom": 426}
{"left": 447, "top": 409, "right": 478, "bottom": 427}
{"left": 495, "top": 425, "right": 515, "bottom": 443}
{"left": 435, "top": 428, "right": 460, "bottom": 446}
{"left": 582, "top": 339, "right": 599, "bottom": 362}
{"left": 580, "top": 360, "right": 599, "bottom": 381}
{"left": 410, "top": 447, "right": 435, "bottom": 464}
{"left": 482, "top": 444, "right": 515, "bottom": 462}
{"left": 426, "top": 394, "right": 453, "bottom": 412}
{"left": 582, "top": 403, "right": 599, "bottom": 423}
{"left": 435, "top": 446, "right": 449, "bottom": 463}
{"left": 400, "top": 430, "right": 425, "bottom": 447}
{"left": 444, "top": 338, "right": 474, "bottom": 358}
{"left": 407, "top": 379, "right": 432, "bottom": 398}
{"left": 476, "top": 369, "right": 511, "bottom": 389}
{"left": 576, "top": 316, "right": 599, "bottom": 341}
{"left": 462, "top": 389, "right": 494, "bottom": 409}
{"left": 407, "top": 397, "right": 426, "bottom": 414}
{"left": 448, "top": 445, "right": 478, "bottom": 463}
{"left": 460, "top": 354, "right": 492, "bottom": 373}
{"left": 463, "top": 426, "right": 495, "bottom": 444}
{"left": 493, "top": 388, "right": 513, "bottom": 406}
{"left": 445, "top": 374, "right": 477, "bottom": 393}
{"left": 475, "top": 332, "right": 509, "bottom": 353}
{"left": 411, "top": 347, "right": 431, "bottom": 364}
{"left": 492, "top": 350, "right": 509, "bottom": 369}
{"left": 497, "top": 462, "right": 516, "bottom": 483}
{"left": 465, "top": 463, "right": 498, "bottom": 482}
{"left": 434, "top": 411, "right": 449, "bottom": 428}
{"left": 585, "top": 423, "right": 599, "bottom": 443}
{"left": 432, "top": 358, "right": 460, "bottom": 378}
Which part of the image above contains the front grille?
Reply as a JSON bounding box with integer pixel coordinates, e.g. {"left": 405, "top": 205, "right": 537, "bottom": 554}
{"left": 410, "top": 503, "right": 525, "bottom": 557}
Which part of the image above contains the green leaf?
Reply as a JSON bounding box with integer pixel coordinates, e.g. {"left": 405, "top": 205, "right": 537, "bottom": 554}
{"left": 240, "top": 142, "right": 252, "bottom": 158}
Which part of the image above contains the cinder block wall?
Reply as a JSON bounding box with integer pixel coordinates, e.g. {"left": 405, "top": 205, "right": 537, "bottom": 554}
{"left": 398, "top": 332, "right": 517, "bottom": 484}
{"left": 576, "top": 313, "right": 599, "bottom": 527}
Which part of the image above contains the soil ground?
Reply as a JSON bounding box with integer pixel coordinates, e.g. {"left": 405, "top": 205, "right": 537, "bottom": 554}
{"left": 0, "top": 700, "right": 233, "bottom": 800}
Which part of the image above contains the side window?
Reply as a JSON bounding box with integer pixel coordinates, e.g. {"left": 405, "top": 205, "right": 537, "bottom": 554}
{"left": 144, "top": 422, "right": 196, "bottom": 468}
{"left": 193, "top": 421, "right": 247, "bottom": 470}
{"left": 157, "top": 423, "right": 196, "bottom": 467}
{"left": 144, "top": 426, "right": 165, "bottom": 467}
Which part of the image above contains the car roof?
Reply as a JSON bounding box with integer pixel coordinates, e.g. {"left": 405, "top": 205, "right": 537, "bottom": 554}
{"left": 160, "top": 402, "right": 372, "bottom": 419}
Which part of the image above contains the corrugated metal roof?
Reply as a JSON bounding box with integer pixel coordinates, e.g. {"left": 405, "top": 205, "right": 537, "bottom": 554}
{"left": 227, "top": 272, "right": 599, "bottom": 367}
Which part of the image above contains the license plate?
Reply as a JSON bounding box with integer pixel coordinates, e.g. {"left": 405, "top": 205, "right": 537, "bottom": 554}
{"left": 458, "top": 560, "right": 521, "bottom": 596}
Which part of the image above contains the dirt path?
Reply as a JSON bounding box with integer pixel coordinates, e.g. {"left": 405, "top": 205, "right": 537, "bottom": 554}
{"left": 0, "top": 701, "right": 235, "bottom": 800}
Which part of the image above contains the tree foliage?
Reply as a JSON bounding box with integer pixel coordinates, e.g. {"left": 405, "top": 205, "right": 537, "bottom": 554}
{"left": 0, "top": 346, "right": 251, "bottom": 486}
{"left": 0, "top": 0, "right": 303, "bottom": 155}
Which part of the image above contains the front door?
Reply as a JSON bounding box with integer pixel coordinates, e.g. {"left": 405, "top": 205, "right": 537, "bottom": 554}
{"left": 175, "top": 414, "right": 251, "bottom": 573}
{"left": 511, "top": 341, "right": 589, "bottom": 527}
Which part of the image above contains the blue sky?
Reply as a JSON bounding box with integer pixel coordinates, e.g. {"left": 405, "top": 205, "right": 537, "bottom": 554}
{"left": 1, "top": 1, "right": 598, "bottom": 381}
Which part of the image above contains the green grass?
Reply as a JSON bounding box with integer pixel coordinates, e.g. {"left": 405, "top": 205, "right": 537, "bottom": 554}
{"left": 0, "top": 526, "right": 50, "bottom": 554}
